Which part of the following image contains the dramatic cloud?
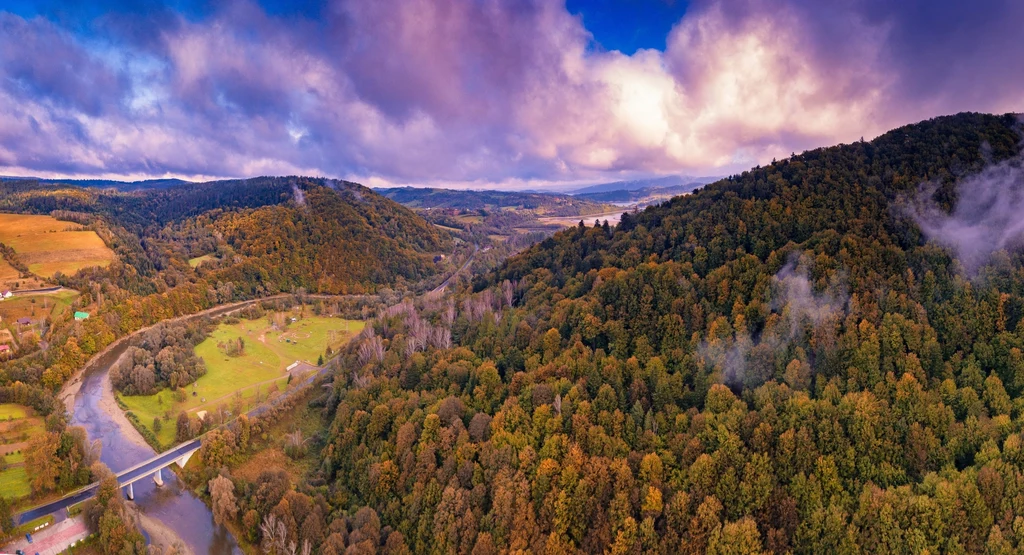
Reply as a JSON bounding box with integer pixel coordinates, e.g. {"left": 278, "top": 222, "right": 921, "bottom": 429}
{"left": 0, "top": 0, "right": 1021, "bottom": 185}
{"left": 700, "top": 261, "right": 847, "bottom": 389}
{"left": 910, "top": 157, "right": 1024, "bottom": 273}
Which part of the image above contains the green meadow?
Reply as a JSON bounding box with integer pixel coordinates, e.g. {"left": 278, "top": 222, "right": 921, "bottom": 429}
{"left": 0, "top": 403, "right": 40, "bottom": 500}
{"left": 120, "top": 315, "right": 364, "bottom": 447}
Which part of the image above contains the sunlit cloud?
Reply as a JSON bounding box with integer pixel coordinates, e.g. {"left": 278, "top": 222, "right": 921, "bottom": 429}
{"left": 0, "top": 0, "right": 1020, "bottom": 187}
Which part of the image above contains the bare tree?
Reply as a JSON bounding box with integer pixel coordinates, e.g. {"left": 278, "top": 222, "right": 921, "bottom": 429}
{"left": 260, "top": 513, "right": 289, "bottom": 554}
{"left": 444, "top": 298, "right": 457, "bottom": 326}
{"left": 431, "top": 327, "right": 452, "bottom": 350}
{"left": 357, "top": 333, "right": 385, "bottom": 366}
{"left": 284, "top": 429, "right": 309, "bottom": 458}
{"left": 501, "top": 279, "right": 515, "bottom": 307}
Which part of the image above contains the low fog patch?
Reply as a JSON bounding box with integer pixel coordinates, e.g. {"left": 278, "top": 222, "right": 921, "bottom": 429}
{"left": 699, "top": 261, "right": 847, "bottom": 390}
{"left": 908, "top": 157, "right": 1024, "bottom": 273}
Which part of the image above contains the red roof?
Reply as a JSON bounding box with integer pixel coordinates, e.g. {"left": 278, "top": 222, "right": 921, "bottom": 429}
{"left": 0, "top": 345, "right": 10, "bottom": 352}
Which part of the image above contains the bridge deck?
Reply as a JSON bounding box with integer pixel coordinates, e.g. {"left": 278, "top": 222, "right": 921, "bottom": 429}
{"left": 15, "top": 440, "right": 202, "bottom": 525}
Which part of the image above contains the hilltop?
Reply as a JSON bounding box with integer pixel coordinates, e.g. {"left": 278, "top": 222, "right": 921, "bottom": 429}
{"left": 281, "top": 112, "right": 1024, "bottom": 554}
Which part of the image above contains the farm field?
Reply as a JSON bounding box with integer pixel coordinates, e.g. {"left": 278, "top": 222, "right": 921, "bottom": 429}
{"left": 0, "top": 213, "right": 115, "bottom": 277}
{"left": 0, "top": 258, "right": 18, "bottom": 282}
{"left": 538, "top": 210, "right": 625, "bottom": 228}
{"left": 0, "top": 403, "right": 43, "bottom": 500}
{"left": 120, "top": 315, "right": 364, "bottom": 447}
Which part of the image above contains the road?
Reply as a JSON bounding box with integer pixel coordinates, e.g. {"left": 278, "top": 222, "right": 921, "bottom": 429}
{"left": 15, "top": 484, "right": 98, "bottom": 526}
{"left": 430, "top": 244, "right": 478, "bottom": 295}
{"left": 15, "top": 439, "right": 202, "bottom": 525}
{"left": 10, "top": 286, "right": 64, "bottom": 296}
{"left": 116, "top": 440, "right": 201, "bottom": 487}
{"left": 15, "top": 352, "right": 330, "bottom": 526}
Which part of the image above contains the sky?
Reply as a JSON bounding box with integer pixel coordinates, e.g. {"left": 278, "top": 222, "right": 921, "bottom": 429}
{"left": 0, "top": 0, "right": 1021, "bottom": 189}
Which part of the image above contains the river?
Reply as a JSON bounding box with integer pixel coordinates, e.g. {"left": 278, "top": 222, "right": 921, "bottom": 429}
{"left": 69, "top": 304, "right": 254, "bottom": 553}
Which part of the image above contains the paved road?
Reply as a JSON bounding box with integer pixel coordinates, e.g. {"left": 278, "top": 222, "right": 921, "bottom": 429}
{"left": 15, "top": 484, "right": 99, "bottom": 526}
{"left": 430, "top": 244, "right": 478, "bottom": 295}
{"left": 15, "top": 440, "right": 202, "bottom": 525}
{"left": 10, "top": 286, "right": 64, "bottom": 296}
{"left": 117, "top": 440, "right": 201, "bottom": 486}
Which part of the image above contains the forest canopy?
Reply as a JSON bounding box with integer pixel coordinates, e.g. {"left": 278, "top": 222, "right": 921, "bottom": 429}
{"left": 260, "top": 112, "right": 1024, "bottom": 554}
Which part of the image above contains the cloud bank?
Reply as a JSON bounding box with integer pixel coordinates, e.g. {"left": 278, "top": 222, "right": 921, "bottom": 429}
{"left": 0, "top": 0, "right": 1022, "bottom": 186}
{"left": 910, "top": 157, "right": 1024, "bottom": 272}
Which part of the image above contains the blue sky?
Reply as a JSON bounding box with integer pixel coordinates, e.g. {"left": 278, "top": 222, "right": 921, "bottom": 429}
{"left": 0, "top": 0, "right": 1020, "bottom": 188}
{"left": 566, "top": 0, "right": 690, "bottom": 53}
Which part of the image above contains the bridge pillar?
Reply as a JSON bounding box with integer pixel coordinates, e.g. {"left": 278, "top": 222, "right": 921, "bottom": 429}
{"left": 125, "top": 482, "right": 134, "bottom": 500}
{"left": 176, "top": 450, "right": 194, "bottom": 468}
{"left": 153, "top": 468, "right": 164, "bottom": 487}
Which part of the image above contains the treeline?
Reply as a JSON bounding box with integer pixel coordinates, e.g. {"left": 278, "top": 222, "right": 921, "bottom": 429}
{"left": 110, "top": 319, "right": 212, "bottom": 395}
{"left": 236, "top": 112, "right": 1024, "bottom": 554}
{"left": 379, "top": 187, "right": 612, "bottom": 216}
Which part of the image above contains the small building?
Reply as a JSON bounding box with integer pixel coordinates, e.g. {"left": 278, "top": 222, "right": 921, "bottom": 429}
{"left": 16, "top": 317, "right": 31, "bottom": 326}
{"left": 0, "top": 344, "right": 10, "bottom": 357}
{"left": 433, "top": 254, "right": 446, "bottom": 263}
{"left": 74, "top": 311, "right": 90, "bottom": 321}
{"left": 0, "top": 290, "right": 11, "bottom": 300}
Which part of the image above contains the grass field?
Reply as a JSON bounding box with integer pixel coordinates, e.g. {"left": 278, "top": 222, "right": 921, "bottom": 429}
{"left": 121, "top": 315, "right": 364, "bottom": 447}
{"left": 0, "top": 403, "right": 40, "bottom": 500}
{"left": 0, "top": 466, "right": 30, "bottom": 499}
{"left": 539, "top": 210, "right": 625, "bottom": 228}
{"left": 0, "top": 289, "right": 79, "bottom": 325}
{"left": 188, "top": 254, "right": 215, "bottom": 268}
{"left": 0, "top": 213, "right": 115, "bottom": 277}
{"left": 455, "top": 214, "right": 484, "bottom": 225}
{"left": 0, "top": 404, "right": 27, "bottom": 420}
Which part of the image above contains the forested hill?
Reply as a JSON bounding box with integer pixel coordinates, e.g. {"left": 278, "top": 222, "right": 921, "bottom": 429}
{"left": 197, "top": 180, "right": 454, "bottom": 295}
{"left": 0, "top": 176, "right": 453, "bottom": 295}
{"left": 292, "top": 112, "right": 1024, "bottom": 554}
{"left": 1, "top": 176, "right": 452, "bottom": 404}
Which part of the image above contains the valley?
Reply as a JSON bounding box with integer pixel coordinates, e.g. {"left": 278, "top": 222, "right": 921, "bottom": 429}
{"left": 2, "top": 113, "right": 1024, "bottom": 555}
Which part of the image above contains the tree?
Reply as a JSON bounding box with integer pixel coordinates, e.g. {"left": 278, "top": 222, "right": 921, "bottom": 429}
{"left": 209, "top": 475, "right": 238, "bottom": 526}
{"left": 0, "top": 495, "right": 13, "bottom": 534}
{"left": 176, "top": 412, "right": 191, "bottom": 442}
{"left": 25, "top": 431, "right": 61, "bottom": 493}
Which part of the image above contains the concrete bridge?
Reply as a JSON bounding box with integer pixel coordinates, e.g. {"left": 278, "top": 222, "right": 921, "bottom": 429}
{"left": 14, "top": 439, "right": 202, "bottom": 525}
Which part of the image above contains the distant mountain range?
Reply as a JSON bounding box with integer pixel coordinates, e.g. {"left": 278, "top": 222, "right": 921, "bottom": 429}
{"left": 567, "top": 174, "right": 719, "bottom": 195}
{"left": 0, "top": 176, "right": 190, "bottom": 191}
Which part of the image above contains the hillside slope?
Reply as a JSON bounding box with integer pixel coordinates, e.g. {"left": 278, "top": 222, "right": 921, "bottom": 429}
{"left": 285, "top": 112, "right": 1024, "bottom": 554}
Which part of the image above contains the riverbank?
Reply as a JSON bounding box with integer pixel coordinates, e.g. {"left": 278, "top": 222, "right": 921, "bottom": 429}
{"left": 58, "top": 292, "right": 372, "bottom": 416}
{"left": 136, "top": 507, "right": 193, "bottom": 555}
{"left": 99, "top": 350, "right": 152, "bottom": 452}
{"left": 58, "top": 296, "right": 283, "bottom": 416}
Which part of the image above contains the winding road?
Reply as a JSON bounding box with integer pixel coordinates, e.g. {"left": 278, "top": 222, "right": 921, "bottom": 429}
{"left": 430, "top": 244, "right": 478, "bottom": 296}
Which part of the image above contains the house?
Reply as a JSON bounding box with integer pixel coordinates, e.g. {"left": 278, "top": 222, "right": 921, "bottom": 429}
{"left": 74, "top": 311, "right": 90, "bottom": 321}
{"left": 0, "top": 290, "right": 12, "bottom": 300}
{"left": 16, "top": 317, "right": 31, "bottom": 326}
{"left": 433, "top": 254, "right": 446, "bottom": 263}
{"left": 0, "top": 344, "right": 10, "bottom": 357}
